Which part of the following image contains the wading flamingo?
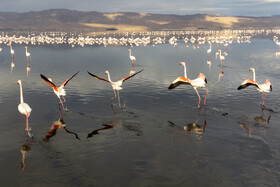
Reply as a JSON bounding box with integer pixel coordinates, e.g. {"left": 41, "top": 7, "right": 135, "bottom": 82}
{"left": 10, "top": 42, "right": 15, "bottom": 61}
{"left": 238, "top": 68, "right": 272, "bottom": 107}
{"left": 88, "top": 69, "right": 143, "bottom": 107}
{"left": 17, "top": 80, "right": 32, "bottom": 132}
{"left": 40, "top": 71, "right": 79, "bottom": 110}
{"left": 128, "top": 49, "right": 136, "bottom": 66}
{"left": 168, "top": 62, "right": 208, "bottom": 108}
{"left": 25, "top": 46, "right": 31, "bottom": 62}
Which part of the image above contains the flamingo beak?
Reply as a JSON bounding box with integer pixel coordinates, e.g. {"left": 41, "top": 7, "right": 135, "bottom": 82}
{"left": 270, "top": 85, "right": 272, "bottom": 91}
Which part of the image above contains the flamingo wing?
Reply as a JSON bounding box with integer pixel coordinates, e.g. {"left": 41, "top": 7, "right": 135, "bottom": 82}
{"left": 237, "top": 79, "right": 259, "bottom": 90}
{"left": 88, "top": 71, "right": 110, "bottom": 83}
{"left": 62, "top": 71, "right": 79, "bottom": 87}
{"left": 121, "top": 69, "right": 144, "bottom": 82}
{"left": 168, "top": 77, "right": 191, "bottom": 89}
{"left": 40, "top": 74, "right": 58, "bottom": 91}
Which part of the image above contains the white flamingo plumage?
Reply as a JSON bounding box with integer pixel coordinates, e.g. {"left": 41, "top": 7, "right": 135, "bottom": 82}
{"left": 169, "top": 62, "right": 208, "bottom": 108}
{"left": 128, "top": 49, "right": 136, "bottom": 66}
{"left": 40, "top": 71, "right": 79, "bottom": 110}
{"left": 17, "top": 80, "right": 32, "bottom": 132}
{"left": 88, "top": 69, "right": 143, "bottom": 107}
{"left": 238, "top": 68, "right": 272, "bottom": 107}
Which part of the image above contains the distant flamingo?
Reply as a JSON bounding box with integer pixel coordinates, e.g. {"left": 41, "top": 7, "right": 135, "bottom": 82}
{"left": 40, "top": 71, "right": 79, "bottom": 110}
{"left": 88, "top": 69, "right": 143, "bottom": 107}
{"left": 169, "top": 62, "right": 208, "bottom": 108}
{"left": 218, "top": 49, "right": 225, "bottom": 63}
{"left": 128, "top": 49, "right": 136, "bottom": 66}
{"left": 25, "top": 46, "right": 31, "bottom": 62}
{"left": 238, "top": 68, "right": 272, "bottom": 107}
{"left": 17, "top": 80, "right": 32, "bottom": 132}
{"left": 10, "top": 42, "right": 15, "bottom": 61}
{"left": 207, "top": 43, "right": 212, "bottom": 57}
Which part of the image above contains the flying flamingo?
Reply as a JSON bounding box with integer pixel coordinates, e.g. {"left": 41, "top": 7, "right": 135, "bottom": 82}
{"left": 40, "top": 71, "right": 79, "bottom": 110}
{"left": 238, "top": 68, "right": 272, "bottom": 107}
{"left": 128, "top": 49, "right": 136, "bottom": 66}
{"left": 168, "top": 62, "right": 208, "bottom": 108}
{"left": 88, "top": 69, "right": 143, "bottom": 107}
{"left": 17, "top": 80, "right": 32, "bottom": 132}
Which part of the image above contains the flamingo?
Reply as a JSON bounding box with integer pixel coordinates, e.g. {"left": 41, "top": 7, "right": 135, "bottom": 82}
{"left": 25, "top": 46, "right": 31, "bottom": 62}
{"left": 40, "top": 71, "right": 79, "bottom": 110}
{"left": 168, "top": 62, "right": 208, "bottom": 108}
{"left": 87, "top": 69, "right": 143, "bottom": 107}
{"left": 10, "top": 42, "right": 15, "bottom": 61}
{"left": 237, "top": 68, "right": 272, "bottom": 107}
{"left": 218, "top": 49, "right": 225, "bottom": 63}
{"left": 207, "top": 43, "right": 212, "bottom": 57}
{"left": 17, "top": 80, "right": 32, "bottom": 132}
{"left": 128, "top": 49, "right": 136, "bottom": 66}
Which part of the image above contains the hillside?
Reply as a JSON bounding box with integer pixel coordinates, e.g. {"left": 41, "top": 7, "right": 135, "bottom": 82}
{"left": 0, "top": 9, "right": 280, "bottom": 32}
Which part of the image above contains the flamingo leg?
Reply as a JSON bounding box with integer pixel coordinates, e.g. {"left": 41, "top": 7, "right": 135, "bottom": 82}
{"left": 62, "top": 96, "right": 66, "bottom": 103}
{"left": 194, "top": 88, "right": 201, "bottom": 108}
{"left": 111, "top": 89, "right": 117, "bottom": 102}
{"left": 25, "top": 115, "right": 29, "bottom": 132}
{"left": 202, "top": 88, "right": 208, "bottom": 106}
{"left": 59, "top": 97, "right": 65, "bottom": 110}
{"left": 117, "top": 90, "right": 121, "bottom": 108}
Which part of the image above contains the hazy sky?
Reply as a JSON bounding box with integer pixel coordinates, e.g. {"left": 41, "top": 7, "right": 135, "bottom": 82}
{"left": 1, "top": 0, "right": 280, "bottom": 16}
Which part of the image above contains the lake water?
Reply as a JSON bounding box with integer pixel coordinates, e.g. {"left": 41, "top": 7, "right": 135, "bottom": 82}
{"left": 0, "top": 36, "right": 280, "bottom": 186}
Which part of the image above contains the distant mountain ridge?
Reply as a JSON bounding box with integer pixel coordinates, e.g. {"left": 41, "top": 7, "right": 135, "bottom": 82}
{"left": 0, "top": 9, "right": 280, "bottom": 32}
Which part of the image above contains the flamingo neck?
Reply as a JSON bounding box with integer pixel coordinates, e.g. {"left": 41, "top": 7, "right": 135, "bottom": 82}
{"left": 129, "top": 50, "right": 132, "bottom": 57}
{"left": 252, "top": 69, "right": 256, "bottom": 82}
{"left": 183, "top": 64, "right": 187, "bottom": 78}
{"left": 19, "top": 83, "right": 24, "bottom": 104}
{"left": 25, "top": 47, "right": 28, "bottom": 54}
{"left": 106, "top": 72, "right": 112, "bottom": 82}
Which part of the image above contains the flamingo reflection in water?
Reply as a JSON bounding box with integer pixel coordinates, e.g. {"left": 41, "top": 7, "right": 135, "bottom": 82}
{"left": 11, "top": 60, "right": 15, "bottom": 74}
{"left": 169, "top": 109, "right": 207, "bottom": 135}
{"left": 44, "top": 118, "right": 80, "bottom": 141}
{"left": 239, "top": 108, "right": 271, "bottom": 137}
{"left": 20, "top": 136, "right": 32, "bottom": 171}
{"left": 88, "top": 69, "right": 143, "bottom": 108}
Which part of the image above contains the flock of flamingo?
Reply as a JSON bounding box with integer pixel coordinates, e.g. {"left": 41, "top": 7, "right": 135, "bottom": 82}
{"left": 3, "top": 34, "right": 272, "bottom": 135}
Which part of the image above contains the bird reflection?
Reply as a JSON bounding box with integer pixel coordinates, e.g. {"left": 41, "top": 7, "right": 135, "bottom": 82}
{"left": 11, "top": 60, "right": 15, "bottom": 74}
{"left": 169, "top": 109, "right": 207, "bottom": 135}
{"left": 206, "top": 59, "right": 211, "bottom": 70}
{"left": 20, "top": 137, "right": 31, "bottom": 171}
{"left": 254, "top": 107, "right": 271, "bottom": 124}
{"left": 276, "top": 51, "right": 280, "bottom": 59}
{"left": 129, "top": 67, "right": 136, "bottom": 75}
{"left": 239, "top": 107, "right": 270, "bottom": 137}
{"left": 44, "top": 118, "right": 80, "bottom": 141}
{"left": 26, "top": 65, "right": 31, "bottom": 76}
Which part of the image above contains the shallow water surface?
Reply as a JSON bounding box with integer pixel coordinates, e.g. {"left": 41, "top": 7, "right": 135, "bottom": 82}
{"left": 0, "top": 38, "right": 280, "bottom": 186}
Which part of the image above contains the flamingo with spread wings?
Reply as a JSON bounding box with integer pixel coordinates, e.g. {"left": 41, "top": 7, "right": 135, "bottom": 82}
{"left": 88, "top": 69, "right": 143, "bottom": 107}
{"left": 40, "top": 71, "right": 79, "bottom": 110}
{"left": 238, "top": 68, "right": 272, "bottom": 107}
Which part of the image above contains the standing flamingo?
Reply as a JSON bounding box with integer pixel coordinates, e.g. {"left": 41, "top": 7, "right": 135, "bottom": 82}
{"left": 238, "top": 68, "right": 272, "bottom": 107}
{"left": 10, "top": 42, "right": 15, "bottom": 61}
{"left": 17, "top": 80, "right": 32, "bottom": 132}
{"left": 88, "top": 69, "right": 143, "bottom": 107}
{"left": 25, "top": 46, "right": 31, "bottom": 62}
{"left": 168, "top": 62, "right": 208, "bottom": 108}
{"left": 218, "top": 49, "right": 225, "bottom": 63}
{"left": 40, "top": 71, "right": 79, "bottom": 110}
{"left": 128, "top": 49, "right": 136, "bottom": 66}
